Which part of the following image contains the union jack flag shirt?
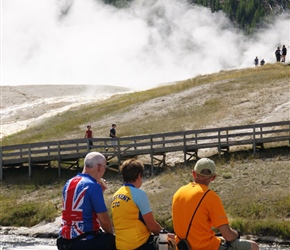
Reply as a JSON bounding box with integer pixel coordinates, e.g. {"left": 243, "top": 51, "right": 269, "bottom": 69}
{"left": 60, "top": 173, "right": 107, "bottom": 240}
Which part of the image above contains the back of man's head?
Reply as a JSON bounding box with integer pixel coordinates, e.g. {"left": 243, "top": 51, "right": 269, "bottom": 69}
{"left": 84, "top": 152, "right": 106, "bottom": 169}
{"left": 194, "top": 158, "right": 216, "bottom": 177}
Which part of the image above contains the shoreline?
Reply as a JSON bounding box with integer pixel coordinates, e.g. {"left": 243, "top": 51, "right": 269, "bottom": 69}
{"left": 1, "top": 221, "right": 290, "bottom": 248}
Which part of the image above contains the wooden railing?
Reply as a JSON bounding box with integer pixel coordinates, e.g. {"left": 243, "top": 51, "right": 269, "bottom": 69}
{"left": 0, "top": 121, "right": 289, "bottom": 180}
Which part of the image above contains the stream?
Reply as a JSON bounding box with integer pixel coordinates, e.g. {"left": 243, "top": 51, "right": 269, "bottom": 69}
{"left": 0, "top": 235, "right": 289, "bottom": 250}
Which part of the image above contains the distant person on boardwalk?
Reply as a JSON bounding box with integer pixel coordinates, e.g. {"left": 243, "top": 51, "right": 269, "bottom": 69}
{"left": 275, "top": 47, "right": 281, "bottom": 62}
{"left": 281, "top": 45, "right": 287, "bottom": 62}
{"left": 85, "top": 125, "right": 93, "bottom": 149}
{"left": 111, "top": 158, "right": 176, "bottom": 250}
{"left": 172, "top": 158, "right": 259, "bottom": 250}
{"left": 254, "top": 56, "right": 259, "bottom": 66}
{"left": 57, "top": 152, "right": 116, "bottom": 250}
{"left": 260, "top": 59, "right": 265, "bottom": 66}
{"left": 109, "top": 123, "right": 118, "bottom": 151}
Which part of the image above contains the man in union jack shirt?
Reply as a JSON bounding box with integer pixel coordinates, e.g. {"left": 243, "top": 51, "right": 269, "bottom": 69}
{"left": 57, "top": 152, "right": 116, "bottom": 250}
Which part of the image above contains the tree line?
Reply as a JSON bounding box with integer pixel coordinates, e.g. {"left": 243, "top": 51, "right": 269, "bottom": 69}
{"left": 104, "top": 0, "right": 290, "bottom": 34}
{"left": 192, "top": 0, "right": 289, "bottom": 33}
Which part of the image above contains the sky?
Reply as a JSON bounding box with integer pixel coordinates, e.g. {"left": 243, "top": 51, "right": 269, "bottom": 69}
{"left": 1, "top": 0, "right": 290, "bottom": 90}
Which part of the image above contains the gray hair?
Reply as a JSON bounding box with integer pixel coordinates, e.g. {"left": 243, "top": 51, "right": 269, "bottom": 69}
{"left": 84, "top": 152, "right": 106, "bottom": 169}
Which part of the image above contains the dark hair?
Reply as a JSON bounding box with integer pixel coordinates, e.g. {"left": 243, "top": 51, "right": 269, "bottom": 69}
{"left": 120, "top": 159, "right": 144, "bottom": 183}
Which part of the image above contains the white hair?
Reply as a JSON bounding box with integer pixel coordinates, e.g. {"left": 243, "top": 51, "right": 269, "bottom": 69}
{"left": 84, "top": 152, "right": 106, "bottom": 169}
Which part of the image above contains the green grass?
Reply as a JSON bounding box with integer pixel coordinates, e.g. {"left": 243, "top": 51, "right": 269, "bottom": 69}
{"left": 0, "top": 199, "right": 57, "bottom": 227}
{"left": 0, "top": 147, "right": 289, "bottom": 238}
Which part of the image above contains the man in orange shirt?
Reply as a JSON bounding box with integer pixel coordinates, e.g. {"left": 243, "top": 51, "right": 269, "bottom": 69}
{"left": 172, "top": 158, "right": 259, "bottom": 250}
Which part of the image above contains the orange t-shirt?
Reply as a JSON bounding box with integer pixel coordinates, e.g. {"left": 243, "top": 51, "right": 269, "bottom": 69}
{"left": 172, "top": 182, "right": 229, "bottom": 250}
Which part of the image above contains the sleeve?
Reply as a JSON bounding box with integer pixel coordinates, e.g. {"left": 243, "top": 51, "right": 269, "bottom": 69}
{"left": 90, "top": 183, "right": 108, "bottom": 213}
{"left": 207, "top": 192, "right": 229, "bottom": 228}
{"left": 131, "top": 188, "right": 152, "bottom": 215}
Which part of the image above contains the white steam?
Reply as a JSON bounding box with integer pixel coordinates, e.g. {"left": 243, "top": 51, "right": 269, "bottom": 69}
{"left": 2, "top": 0, "right": 290, "bottom": 90}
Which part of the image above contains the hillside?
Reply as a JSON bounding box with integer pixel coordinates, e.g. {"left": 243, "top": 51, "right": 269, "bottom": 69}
{"left": 2, "top": 63, "right": 289, "bottom": 146}
{"left": 1, "top": 64, "right": 290, "bottom": 241}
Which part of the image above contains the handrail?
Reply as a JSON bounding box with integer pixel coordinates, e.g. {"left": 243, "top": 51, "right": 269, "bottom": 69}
{"left": 0, "top": 121, "right": 289, "bottom": 180}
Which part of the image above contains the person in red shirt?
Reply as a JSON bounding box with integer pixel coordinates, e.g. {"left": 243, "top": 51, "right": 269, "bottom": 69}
{"left": 85, "top": 125, "right": 93, "bottom": 149}
{"left": 172, "top": 158, "right": 259, "bottom": 250}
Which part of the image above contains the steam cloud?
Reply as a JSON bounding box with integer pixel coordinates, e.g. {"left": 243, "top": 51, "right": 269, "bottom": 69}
{"left": 2, "top": 0, "right": 290, "bottom": 90}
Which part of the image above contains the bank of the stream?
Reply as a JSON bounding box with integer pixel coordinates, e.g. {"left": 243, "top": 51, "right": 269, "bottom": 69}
{"left": 0, "top": 235, "right": 290, "bottom": 250}
{"left": 1, "top": 223, "right": 290, "bottom": 250}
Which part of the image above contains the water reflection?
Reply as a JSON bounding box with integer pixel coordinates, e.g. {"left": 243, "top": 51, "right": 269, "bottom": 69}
{"left": 259, "top": 244, "right": 290, "bottom": 250}
{"left": 0, "top": 235, "right": 55, "bottom": 249}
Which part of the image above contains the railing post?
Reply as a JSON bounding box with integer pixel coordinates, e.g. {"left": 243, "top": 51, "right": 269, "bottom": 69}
{"left": 86, "top": 139, "right": 90, "bottom": 152}
{"left": 183, "top": 133, "right": 187, "bottom": 165}
{"left": 47, "top": 145, "right": 51, "bottom": 168}
{"left": 150, "top": 136, "right": 154, "bottom": 176}
{"left": 28, "top": 145, "right": 32, "bottom": 178}
{"left": 58, "top": 141, "right": 61, "bottom": 178}
{"left": 253, "top": 124, "right": 256, "bottom": 155}
{"left": 117, "top": 138, "right": 121, "bottom": 168}
{"left": 260, "top": 126, "right": 263, "bottom": 138}
{"left": 0, "top": 146, "right": 3, "bottom": 181}
{"left": 76, "top": 142, "right": 79, "bottom": 153}
{"left": 288, "top": 122, "right": 290, "bottom": 145}
{"left": 218, "top": 129, "right": 221, "bottom": 157}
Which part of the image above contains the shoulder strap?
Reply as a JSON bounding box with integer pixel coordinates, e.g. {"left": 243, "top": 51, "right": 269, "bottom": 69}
{"left": 184, "top": 189, "right": 210, "bottom": 240}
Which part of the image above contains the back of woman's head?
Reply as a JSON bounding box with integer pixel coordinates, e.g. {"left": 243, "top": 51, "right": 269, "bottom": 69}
{"left": 120, "top": 159, "right": 144, "bottom": 183}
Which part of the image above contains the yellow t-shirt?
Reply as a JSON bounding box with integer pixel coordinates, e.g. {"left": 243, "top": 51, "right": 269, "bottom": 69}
{"left": 172, "top": 182, "right": 229, "bottom": 250}
{"left": 111, "top": 184, "right": 151, "bottom": 250}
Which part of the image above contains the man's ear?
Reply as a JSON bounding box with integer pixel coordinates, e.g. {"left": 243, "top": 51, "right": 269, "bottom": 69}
{"left": 97, "top": 164, "right": 102, "bottom": 172}
{"left": 192, "top": 170, "right": 196, "bottom": 178}
{"left": 135, "top": 173, "right": 141, "bottom": 180}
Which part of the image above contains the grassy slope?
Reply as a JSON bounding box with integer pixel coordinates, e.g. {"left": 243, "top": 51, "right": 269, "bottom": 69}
{"left": 2, "top": 63, "right": 289, "bottom": 145}
{"left": 0, "top": 64, "right": 290, "bottom": 239}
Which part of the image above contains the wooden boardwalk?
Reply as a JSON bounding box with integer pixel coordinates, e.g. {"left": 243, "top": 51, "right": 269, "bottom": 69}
{"left": 0, "top": 121, "right": 289, "bottom": 180}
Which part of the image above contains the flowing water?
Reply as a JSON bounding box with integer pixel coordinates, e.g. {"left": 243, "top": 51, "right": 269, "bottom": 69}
{"left": 0, "top": 235, "right": 289, "bottom": 250}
